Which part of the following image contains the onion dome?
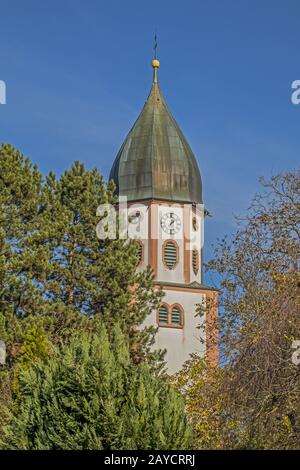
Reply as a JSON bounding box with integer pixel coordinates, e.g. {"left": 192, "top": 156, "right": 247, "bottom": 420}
{"left": 109, "top": 57, "right": 202, "bottom": 204}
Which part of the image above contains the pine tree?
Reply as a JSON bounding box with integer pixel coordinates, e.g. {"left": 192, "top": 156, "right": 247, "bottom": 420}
{"left": 2, "top": 324, "right": 192, "bottom": 450}
{"left": 0, "top": 144, "right": 164, "bottom": 443}
{"left": 0, "top": 143, "right": 51, "bottom": 362}
{"left": 42, "top": 161, "right": 162, "bottom": 364}
{"left": 0, "top": 144, "right": 162, "bottom": 367}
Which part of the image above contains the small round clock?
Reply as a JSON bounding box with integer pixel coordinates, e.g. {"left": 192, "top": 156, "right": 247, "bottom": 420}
{"left": 160, "top": 212, "right": 181, "bottom": 235}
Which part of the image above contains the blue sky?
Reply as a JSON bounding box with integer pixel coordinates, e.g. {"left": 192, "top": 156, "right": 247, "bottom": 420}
{"left": 0, "top": 0, "right": 299, "bottom": 274}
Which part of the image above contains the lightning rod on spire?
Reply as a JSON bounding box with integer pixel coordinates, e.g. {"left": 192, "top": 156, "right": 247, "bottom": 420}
{"left": 154, "top": 32, "right": 158, "bottom": 59}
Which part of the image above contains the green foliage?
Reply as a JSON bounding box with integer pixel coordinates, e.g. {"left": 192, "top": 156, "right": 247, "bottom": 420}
{"left": 2, "top": 325, "right": 192, "bottom": 450}
{"left": 0, "top": 143, "right": 165, "bottom": 447}
{"left": 0, "top": 143, "right": 162, "bottom": 364}
{"left": 17, "top": 327, "right": 51, "bottom": 368}
{"left": 12, "top": 327, "right": 52, "bottom": 398}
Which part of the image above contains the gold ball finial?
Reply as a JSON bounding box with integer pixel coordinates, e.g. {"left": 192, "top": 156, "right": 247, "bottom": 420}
{"left": 152, "top": 59, "right": 160, "bottom": 68}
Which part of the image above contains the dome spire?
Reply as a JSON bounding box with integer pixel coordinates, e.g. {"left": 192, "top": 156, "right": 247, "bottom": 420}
{"left": 152, "top": 33, "right": 160, "bottom": 83}
{"left": 109, "top": 48, "right": 202, "bottom": 204}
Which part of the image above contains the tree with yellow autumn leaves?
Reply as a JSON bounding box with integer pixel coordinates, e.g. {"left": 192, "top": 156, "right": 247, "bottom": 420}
{"left": 174, "top": 171, "right": 300, "bottom": 449}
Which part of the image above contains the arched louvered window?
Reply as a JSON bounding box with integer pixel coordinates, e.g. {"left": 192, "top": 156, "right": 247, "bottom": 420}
{"left": 135, "top": 240, "right": 143, "bottom": 265}
{"left": 157, "top": 304, "right": 184, "bottom": 328}
{"left": 192, "top": 249, "right": 199, "bottom": 275}
{"left": 171, "top": 306, "right": 183, "bottom": 326}
{"left": 163, "top": 241, "right": 178, "bottom": 270}
{"left": 158, "top": 305, "right": 168, "bottom": 324}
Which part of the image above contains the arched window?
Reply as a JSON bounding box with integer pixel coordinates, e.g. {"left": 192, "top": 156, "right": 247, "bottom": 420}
{"left": 157, "top": 304, "right": 184, "bottom": 328}
{"left": 163, "top": 241, "right": 178, "bottom": 270}
{"left": 158, "top": 304, "right": 168, "bottom": 324}
{"left": 192, "top": 249, "right": 199, "bottom": 275}
{"left": 171, "top": 305, "right": 183, "bottom": 326}
{"left": 192, "top": 216, "right": 198, "bottom": 231}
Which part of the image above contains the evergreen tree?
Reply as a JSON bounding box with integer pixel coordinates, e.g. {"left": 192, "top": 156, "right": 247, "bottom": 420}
{"left": 0, "top": 143, "right": 164, "bottom": 443}
{"left": 0, "top": 144, "right": 162, "bottom": 367}
{"left": 3, "top": 324, "right": 192, "bottom": 450}
{"left": 42, "top": 161, "right": 162, "bottom": 364}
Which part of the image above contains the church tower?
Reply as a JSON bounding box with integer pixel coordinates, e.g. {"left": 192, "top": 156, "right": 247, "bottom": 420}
{"left": 109, "top": 54, "right": 218, "bottom": 374}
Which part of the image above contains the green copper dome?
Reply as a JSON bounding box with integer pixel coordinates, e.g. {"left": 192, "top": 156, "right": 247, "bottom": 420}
{"left": 109, "top": 61, "right": 202, "bottom": 204}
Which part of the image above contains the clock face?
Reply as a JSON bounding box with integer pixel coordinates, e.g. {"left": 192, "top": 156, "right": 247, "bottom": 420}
{"left": 160, "top": 212, "right": 181, "bottom": 235}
